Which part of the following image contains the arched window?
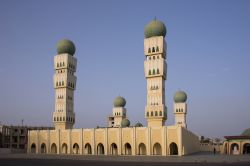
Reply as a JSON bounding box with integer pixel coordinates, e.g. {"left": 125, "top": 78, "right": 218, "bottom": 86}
{"left": 153, "top": 69, "right": 155, "bottom": 75}
{"left": 153, "top": 56, "right": 155, "bottom": 60}
{"left": 155, "top": 111, "right": 158, "bottom": 116}
{"left": 60, "top": 117, "right": 62, "bottom": 121}
{"left": 59, "top": 82, "right": 61, "bottom": 86}
{"left": 56, "top": 82, "right": 58, "bottom": 86}
{"left": 181, "top": 109, "right": 183, "bottom": 112}
{"left": 62, "top": 62, "right": 65, "bottom": 66}
{"left": 156, "top": 46, "right": 159, "bottom": 52}
{"left": 151, "top": 112, "right": 153, "bottom": 116}
{"left": 148, "top": 70, "right": 151, "bottom": 75}
{"left": 57, "top": 63, "right": 59, "bottom": 67}
{"left": 159, "top": 111, "right": 162, "bottom": 116}
{"left": 63, "top": 117, "right": 65, "bottom": 121}
{"left": 60, "top": 62, "right": 62, "bottom": 67}
{"left": 147, "top": 112, "right": 149, "bottom": 117}
{"left": 54, "top": 117, "right": 56, "bottom": 121}
{"left": 62, "top": 81, "right": 64, "bottom": 86}
{"left": 152, "top": 47, "right": 155, "bottom": 52}
{"left": 148, "top": 48, "right": 151, "bottom": 53}
{"left": 157, "top": 69, "right": 160, "bottom": 74}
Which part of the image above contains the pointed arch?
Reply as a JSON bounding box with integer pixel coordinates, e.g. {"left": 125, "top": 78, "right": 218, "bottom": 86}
{"left": 73, "top": 143, "right": 80, "bottom": 154}
{"left": 62, "top": 143, "right": 68, "bottom": 154}
{"left": 31, "top": 143, "right": 36, "bottom": 154}
{"left": 124, "top": 143, "right": 132, "bottom": 155}
{"left": 97, "top": 143, "right": 104, "bottom": 155}
{"left": 153, "top": 143, "right": 162, "bottom": 155}
{"left": 41, "top": 143, "right": 46, "bottom": 153}
{"left": 152, "top": 47, "right": 155, "bottom": 52}
{"left": 138, "top": 143, "right": 146, "bottom": 155}
{"left": 51, "top": 143, "right": 57, "bottom": 154}
{"left": 156, "top": 46, "right": 159, "bottom": 52}
{"left": 148, "top": 70, "right": 151, "bottom": 75}
{"left": 84, "top": 143, "right": 92, "bottom": 154}
{"left": 110, "top": 143, "right": 118, "bottom": 155}
{"left": 169, "top": 142, "right": 178, "bottom": 155}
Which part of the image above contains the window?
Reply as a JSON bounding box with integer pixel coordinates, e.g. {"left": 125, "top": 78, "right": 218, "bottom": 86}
{"left": 156, "top": 46, "right": 159, "bottom": 52}
{"left": 63, "top": 117, "right": 65, "bottom": 121}
{"left": 176, "top": 109, "right": 178, "bottom": 112}
{"left": 152, "top": 47, "right": 155, "bottom": 52}
{"left": 149, "top": 57, "right": 151, "bottom": 60}
{"left": 159, "top": 111, "right": 162, "bottom": 116}
{"left": 157, "top": 69, "right": 160, "bottom": 74}
{"left": 157, "top": 56, "right": 159, "bottom": 59}
{"left": 151, "top": 112, "right": 153, "bottom": 116}
{"left": 62, "top": 81, "right": 64, "bottom": 86}
{"left": 60, "top": 117, "right": 62, "bottom": 121}
{"left": 153, "top": 69, "right": 155, "bottom": 75}
{"left": 147, "top": 112, "right": 149, "bottom": 117}
{"left": 57, "top": 63, "right": 59, "bottom": 67}
{"left": 56, "top": 82, "right": 58, "bottom": 86}
{"left": 54, "top": 117, "right": 56, "bottom": 121}
{"left": 57, "top": 117, "right": 59, "bottom": 121}
{"left": 155, "top": 111, "right": 158, "bottom": 116}
{"left": 148, "top": 70, "right": 151, "bottom": 75}
{"left": 148, "top": 48, "right": 151, "bottom": 53}
{"left": 63, "top": 62, "right": 65, "bottom": 66}
{"left": 60, "top": 62, "right": 62, "bottom": 67}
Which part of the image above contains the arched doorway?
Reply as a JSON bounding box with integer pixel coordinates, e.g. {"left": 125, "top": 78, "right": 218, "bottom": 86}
{"left": 97, "top": 143, "right": 104, "bottom": 155}
{"left": 153, "top": 143, "right": 162, "bottom": 155}
{"left": 138, "top": 143, "right": 146, "bottom": 155}
{"left": 31, "top": 143, "right": 36, "bottom": 153}
{"left": 84, "top": 143, "right": 92, "bottom": 154}
{"left": 51, "top": 143, "right": 57, "bottom": 154}
{"left": 243, "top": 143, "right": 250, "bottom": 154}
{"left": 73, "top": 143, "right": 79, "bottom": 154}
{"left": 41, "top": 143, "right": 46, "bottom": 153}
{"left": 110, "top": 143, "right": 118, "bottom": 155}
{"left": 169, "top": 142, "right": 178, "bottom": 155}
{"left": 230, "top": 143, "right": 239, "bottom": 155}
{"left": 124, "top": 143, "right": 132, "bottom": 155}
{"left": 62, "top": 143, "right": 68, "bottom": 154}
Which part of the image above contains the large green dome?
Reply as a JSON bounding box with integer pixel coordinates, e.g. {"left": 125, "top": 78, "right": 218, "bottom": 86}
{"left": 121, "top": 119, "right": 130, "bottom": 127}
{"left": 174, "top": 91, "right": 187, "bottom": 103}
{"left": 241, "top": 128, "right": 250, "bottom": 136}
{"left": 57, "top": 39, "right": 76, "bottom": 55}
{"left": 144, "top": 19, "right": 167, "bottom": 38}
{"left": 113, "top": 96, "right": 126, "bottom": 107}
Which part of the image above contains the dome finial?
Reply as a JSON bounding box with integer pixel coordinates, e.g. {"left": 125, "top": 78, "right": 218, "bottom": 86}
{"left": 144, "top": 19, "right": 167, "bottom": 38}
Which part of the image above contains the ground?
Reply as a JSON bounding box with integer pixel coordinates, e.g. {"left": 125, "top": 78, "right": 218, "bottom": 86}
{"left": 0, "top": 152, "right": 250, "bottom": 166}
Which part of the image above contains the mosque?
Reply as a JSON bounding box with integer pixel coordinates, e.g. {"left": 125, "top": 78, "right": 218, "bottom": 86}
{"left": 27, "top": 19, "right": 200, "bottom": 156}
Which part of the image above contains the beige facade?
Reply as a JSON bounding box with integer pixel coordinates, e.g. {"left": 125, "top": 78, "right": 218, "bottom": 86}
{"left": 27, "top": 19, "right": 201, "bottom": 156}
{"left": 28, "top": 126, "right": 199, "bottom": 155}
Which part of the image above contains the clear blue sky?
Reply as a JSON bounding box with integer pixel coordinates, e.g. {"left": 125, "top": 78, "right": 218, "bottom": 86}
{"left": 0, "top": 0, "right": 249, "bottom": 138}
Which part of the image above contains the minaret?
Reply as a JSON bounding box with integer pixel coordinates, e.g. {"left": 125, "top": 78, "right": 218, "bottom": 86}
{"left": 112, "top": 96, "right": 127, "bottom": 127}
{"left": 53, "top": 39, "right": 77, "bottom": 130}
{"left": 173, "top": 91, "right": 187, "bottom": 128}
{"left": 144, "top": 19, "right": 167, "bottom": 127}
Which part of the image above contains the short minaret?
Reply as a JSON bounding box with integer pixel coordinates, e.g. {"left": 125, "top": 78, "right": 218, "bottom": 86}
{"left": 53, "top": 39, "right": 77, "bottom": 130}
{"left": 173, "top": 91, "right": 187, "bottom": 128}
{"left": 144, "top": 19, "right": 168, "bottom": 127}
{"left": 112, "top": 96, "right": 127, "bottom": 127}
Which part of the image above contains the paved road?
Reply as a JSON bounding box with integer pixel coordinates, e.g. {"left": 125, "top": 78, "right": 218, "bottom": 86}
{"left": 1, "top": 158, "right": 250, "bottom": 166}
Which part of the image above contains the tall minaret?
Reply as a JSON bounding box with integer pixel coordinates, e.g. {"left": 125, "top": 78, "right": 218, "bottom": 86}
{"left": 173, "top": 91, "right": 187, "bottom": 128}
{"left": 144, "top": 19, "right": 167, "bottom": 127}
{"left": 53, "top": 39, "right": 77, "bottom": 130}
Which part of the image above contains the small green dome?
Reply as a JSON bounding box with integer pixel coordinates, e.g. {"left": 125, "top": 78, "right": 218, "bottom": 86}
{"left": 241, "top": 128, "right": 250, "bottom": 136}
{"left": 144, "top": 19, "right": 167, "bottom": 38}
{"left": 174, "top": 91, "right": 187, "bottom": 103}
{"left": 57, "top": 39, "right": 76, "bottom": 55}
{"left": 135, "top": 122, "right": 143, "bottom": 127}
{"left": 121, "top": 119, "right": 130, "bottom": 127}
{"left": 113, "top": 96, "right": 126, "bottom": 107}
